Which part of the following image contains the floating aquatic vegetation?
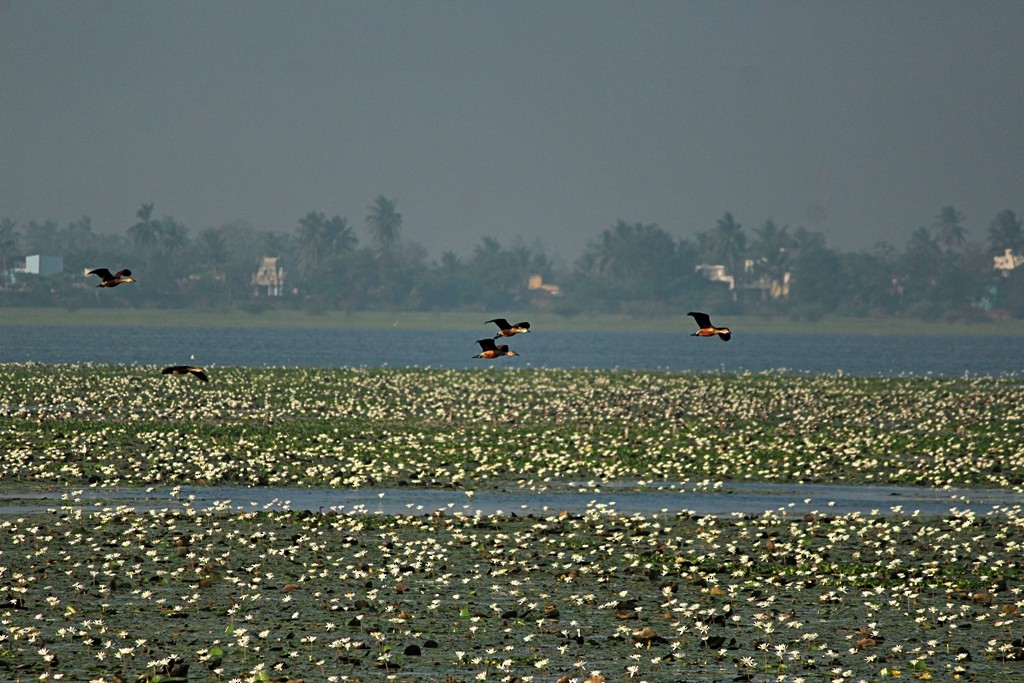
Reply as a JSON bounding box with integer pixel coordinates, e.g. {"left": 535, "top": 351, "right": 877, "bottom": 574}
{"left": 0, "top": 500, "right": 1021, "bottom": 681}
{"left": 0, "top": 364, "right": 1023, "bottom": 680}
{"left": 0, "top": 364, "right": 1022, "bottom": 492}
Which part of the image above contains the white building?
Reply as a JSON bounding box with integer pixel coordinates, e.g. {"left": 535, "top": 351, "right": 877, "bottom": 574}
{"left": 695, "top": 263, "right": 734, "bottom": 290}
{"left": 15, "top": 254, "right": 63, "bottom": 277}
{"left": 252, "top": 256, "right": 286, "bottom": 296}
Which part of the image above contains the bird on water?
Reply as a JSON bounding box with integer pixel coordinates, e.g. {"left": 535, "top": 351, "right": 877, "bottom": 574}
{"left": 88, "top": 268, "right": 135, "bottom": 287}
{"left": 688, "top": 311, "right": 731, "bottom": 341}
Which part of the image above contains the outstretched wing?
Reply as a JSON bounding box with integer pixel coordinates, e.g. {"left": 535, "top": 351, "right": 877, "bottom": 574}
{"left": 476, "top": 338, "right": 499, "bottom": 352}
{"left": 485, "top": 318, "right": 511, "bottom": 330}
{"left": 512, "top": 321, "right": 531, "bottom": 330}
{"left": 687, "top": 311, "right": 712, "bottom": 329}
{"left": 162, "top": 365, "right": 208, "bottom": 381}
{"left": 114, "top": 268, "right": 132, "bottom": 278}
{"left": 88, "top": 268, "right": 114, "bottom": 280}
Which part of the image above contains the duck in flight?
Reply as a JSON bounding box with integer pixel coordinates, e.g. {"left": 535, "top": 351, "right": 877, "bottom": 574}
{"left": 485, "top": 318, "right": 531, "bottom": 338}
{"left": 88, "top": 268, "right": 135, "bottom": 287}
{"left": 161, "top": 365, "right": 209, "bottom": 382}
{"left": 688, "top": 311, "right": 731, "bottom": 341}
{"left": 473, "top": 338, "right": 518, "bottom": 359}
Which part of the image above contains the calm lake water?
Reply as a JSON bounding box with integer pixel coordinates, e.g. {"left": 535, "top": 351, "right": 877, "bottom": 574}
{"left": 1, "top": 323, "right": 1022, "bottom": 376}
{"left": 2, "top": 481, "right": 1021, "bottom": 517}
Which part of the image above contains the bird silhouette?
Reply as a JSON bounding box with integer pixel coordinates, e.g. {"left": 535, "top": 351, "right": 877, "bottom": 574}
{"left": 161, "top": 365, "right": 209, "bottom": 382}
{"left": 473, "top": 338, "right": 518, "bottom": 359}
{"left": 485, "top": 318, "right": 531, "bottom": 338}
{"left": 688, "top": 311, "right": 731, "bottom": 341}
{"left": 88, "top": 268, "right": 135, "bottom": 287}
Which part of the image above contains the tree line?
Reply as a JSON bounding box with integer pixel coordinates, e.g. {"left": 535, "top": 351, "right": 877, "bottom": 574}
{"left": 2, "top": 198, "right": 1023, "bottom": 320}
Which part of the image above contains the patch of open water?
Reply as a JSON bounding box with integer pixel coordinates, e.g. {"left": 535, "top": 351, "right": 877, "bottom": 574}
{"left": 3, "top": 481, "right": 1021, "bottom": 516}
{"left": 3, "top": 324, "right": 1024, "bottom": 376}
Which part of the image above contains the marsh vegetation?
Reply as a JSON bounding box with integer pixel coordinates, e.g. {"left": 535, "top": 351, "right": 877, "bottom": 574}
{"left": 0, "top": 365, "right": 1022, "bottom": 681}
{"left": 1, "top": 365, "right": 1022, "bottom": 492}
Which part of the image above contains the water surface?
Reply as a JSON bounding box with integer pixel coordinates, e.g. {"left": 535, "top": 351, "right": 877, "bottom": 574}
{"left": 2, "top": 324, "right": 1022, "bottom": 376}
{"left": 4, "top": 481, "right": 1020, "bottom": 517}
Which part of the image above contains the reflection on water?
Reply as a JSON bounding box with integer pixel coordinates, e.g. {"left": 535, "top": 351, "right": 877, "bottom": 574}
{"left": 3, "top": 481, "right": 1021, "bottom": 517}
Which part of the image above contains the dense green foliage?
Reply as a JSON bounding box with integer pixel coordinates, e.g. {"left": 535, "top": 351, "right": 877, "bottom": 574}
{"left": 3, "top": 203, "right": 1024, "bottom": 320}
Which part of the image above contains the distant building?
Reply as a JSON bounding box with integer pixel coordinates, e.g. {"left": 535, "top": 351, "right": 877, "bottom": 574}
{"left": 695, "top": 263, "right": 734, "bottom": 290}
{"left": 252, "top": 256, "right": 286, "bottom": 296}
{"left": 993, "top": 248, "right": 1024, "bottom": 275}
{"left": 696, "top": 262, "right": 789, "bottom": 300}
{"left": 771, "top": 272, "right": 791, "bottom": 299}
{"left": 527, "top": 274, "right": 561, "bottom": 296}
{"left": 14, "top": 254, "right": 63, "bottom": 278}
{"left": 741, "top": 272, "right": 791, "bottom": 300}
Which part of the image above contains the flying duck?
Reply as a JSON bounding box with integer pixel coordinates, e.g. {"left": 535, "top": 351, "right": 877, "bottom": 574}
{"left": 688, "top": 311, "right": 731, "bottom": 341}
{"left": 485, "top": 318, "right": 531, "bottom": 338}
{"left": 161, "top": 365, "right": 209, "bottom": 382}
{"left": 88, "top": 268, "right": 135, "bottom": 287}
{"left": 473, "top": 338, "right": 518, "bottom": 359}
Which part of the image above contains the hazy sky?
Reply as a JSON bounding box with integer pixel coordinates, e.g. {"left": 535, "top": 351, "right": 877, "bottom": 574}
{"left": 2, "top": 1, "right": 1022, "bottom": 260}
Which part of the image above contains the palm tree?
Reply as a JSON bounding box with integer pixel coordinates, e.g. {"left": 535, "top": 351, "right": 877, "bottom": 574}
{"left": 155, "top": 218, "right": 189, "bottom": 257}
{"left": 750, "top": 219, "right": 793, "bottom": 262}
{"left": 749, "top": 218, "right": 794, "bottom": 291}
{"left": 127, "top": 203, "right": 160, "bottom": 251}
{"left": 365, "top": 196, "right": 402, "bottom": 251}
{"left": 296, "top": 211, "right": 329, "bottom": 278}
{"left": 988, "top": 209, "right": 1022, "bottom": 255}
{"left": 296, "top": 212, "right": 356, "bottom": 280}
{"left": 933, "top": 206, "right": 967, "bottom": 252}
{"left": 709, "top": 212, "right": 747, "bottom": 281}
{"left": 323, "top": 215, "right": 357, "bottom": 255}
